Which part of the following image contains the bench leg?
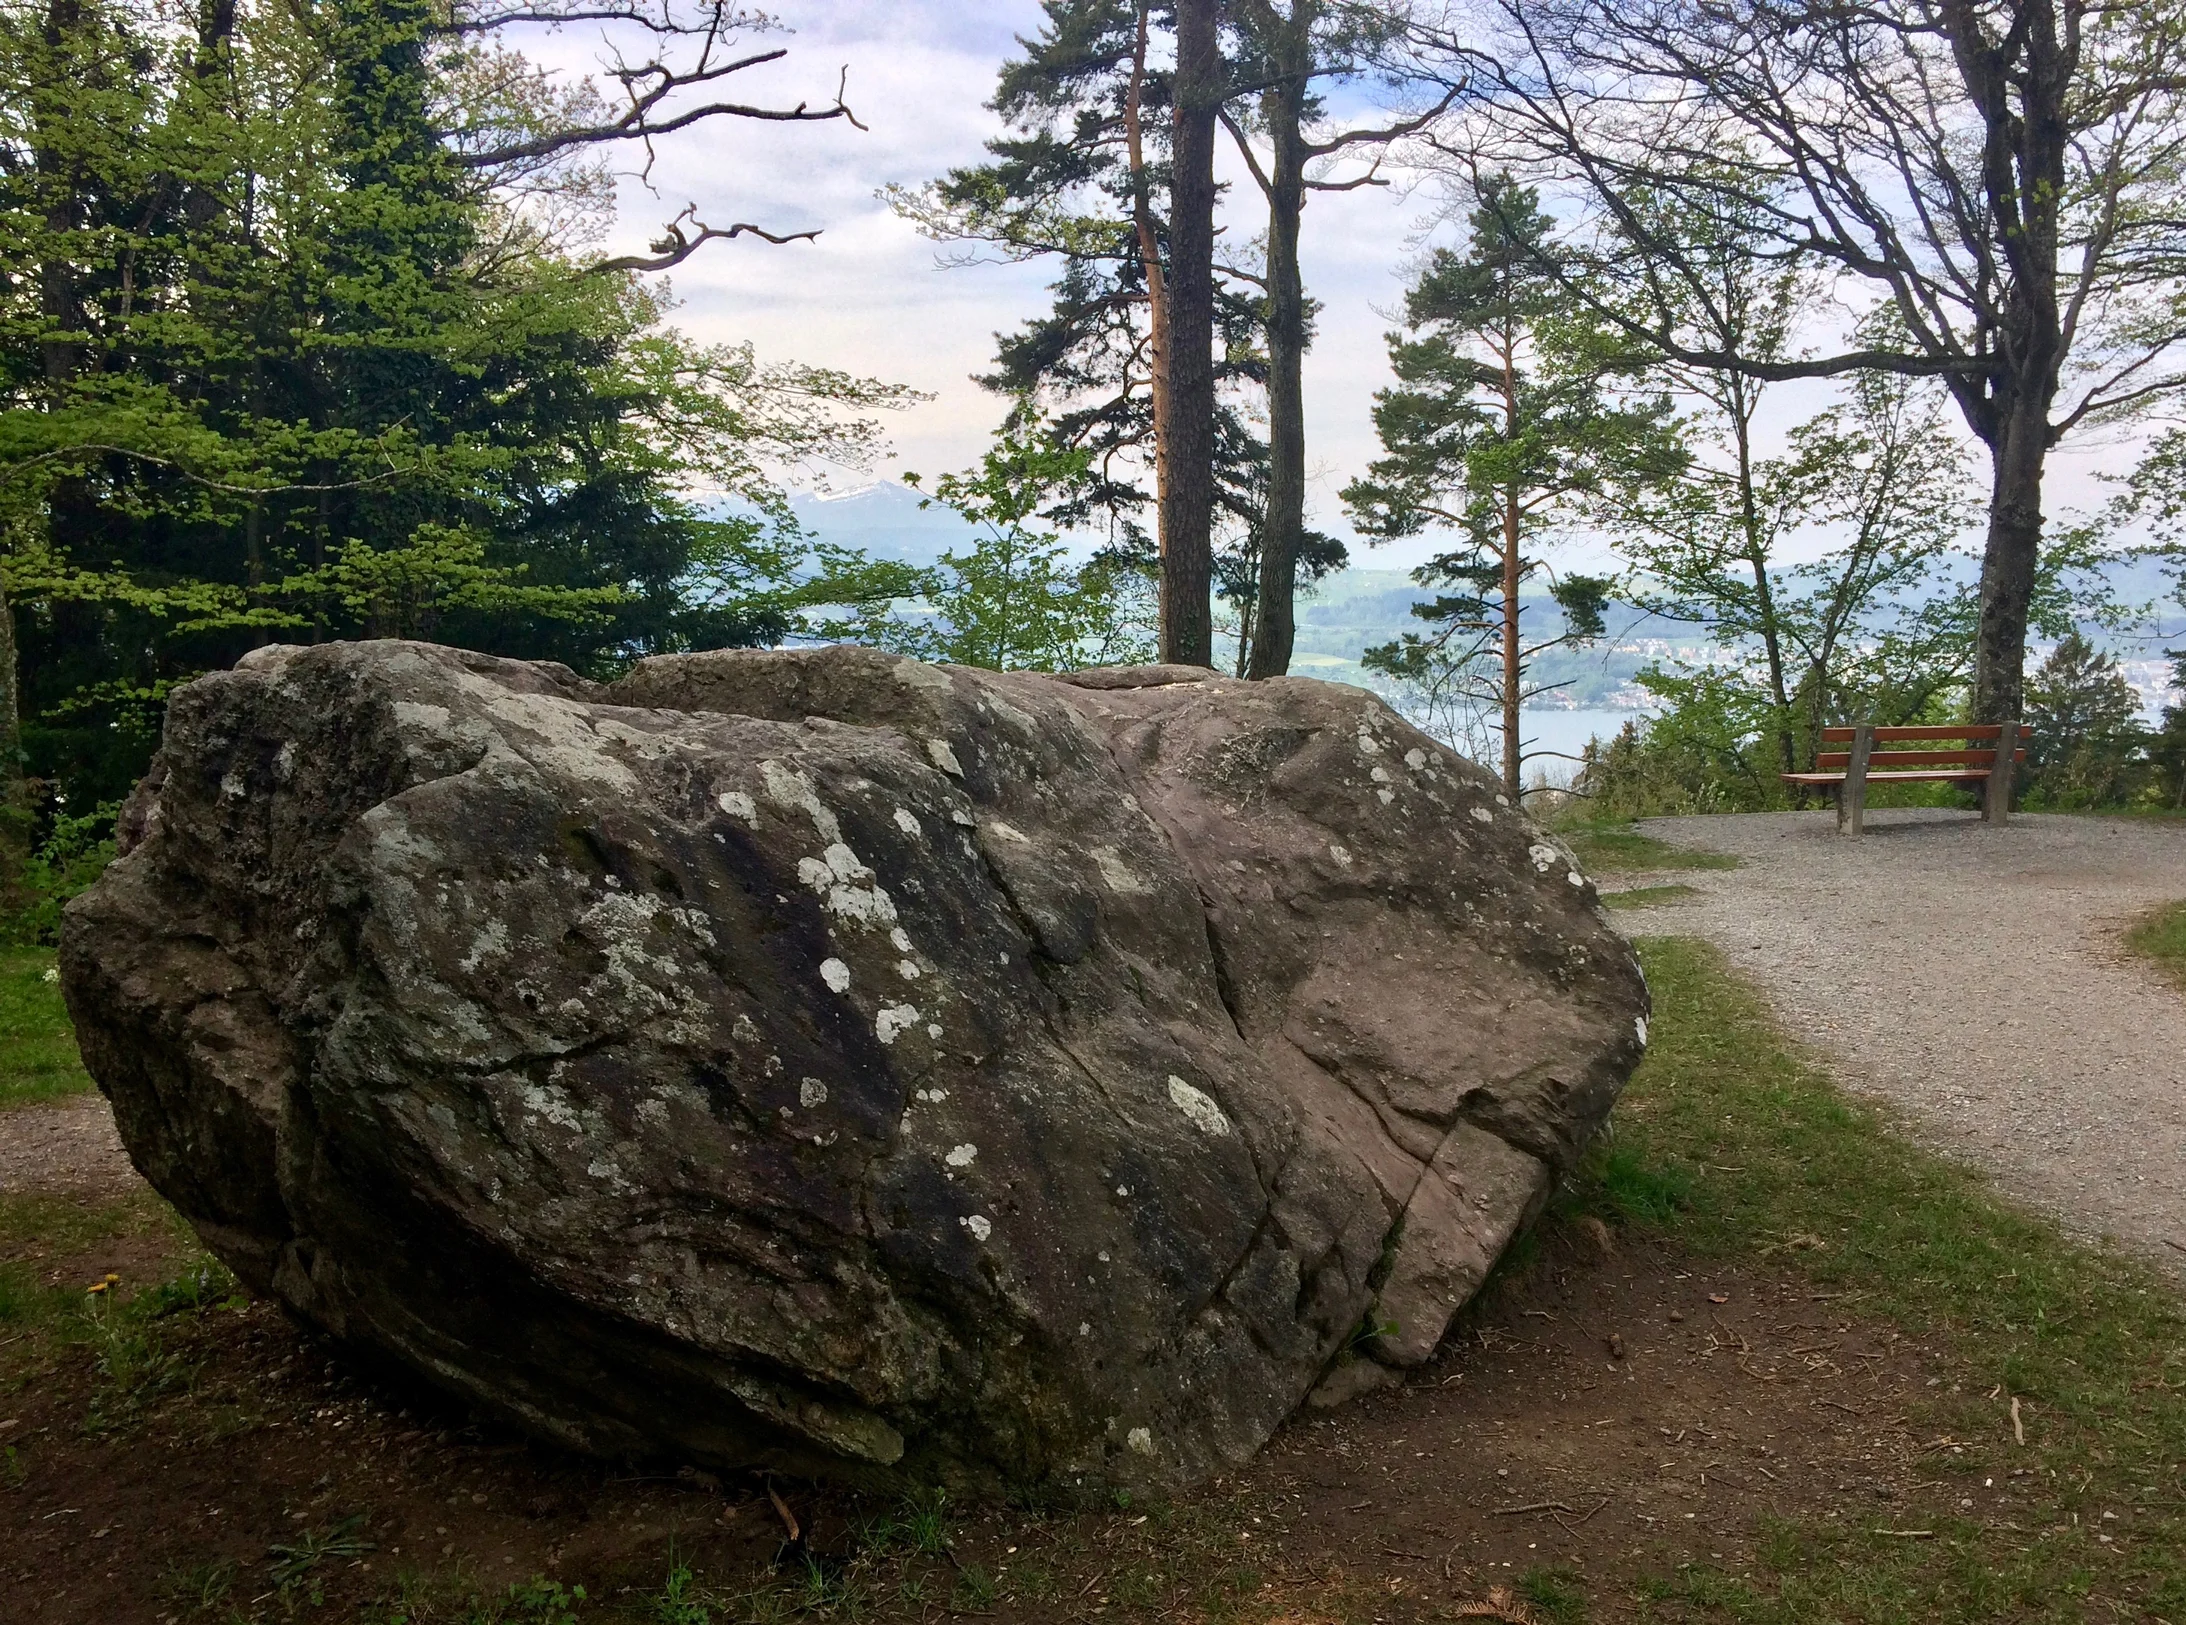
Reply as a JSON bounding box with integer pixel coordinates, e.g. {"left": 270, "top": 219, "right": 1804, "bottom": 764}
{"left": 1840, "top": 723, "right": 1873, "bottom": 838}
{"left": 1984, "top": 731, "right": 2017, "bottom": 825}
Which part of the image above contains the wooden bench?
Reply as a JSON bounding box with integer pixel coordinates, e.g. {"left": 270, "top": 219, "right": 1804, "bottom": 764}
{"left": 1781, "top": 723, "right": 2032, "bottom": 836}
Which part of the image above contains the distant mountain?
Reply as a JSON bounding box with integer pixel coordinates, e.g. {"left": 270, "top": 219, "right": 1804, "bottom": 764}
{"left": 775, "top": 486, "right": 2178, "bottom": 707}
{"left": 787, "top": 482, "right": 983, "bottom": 566}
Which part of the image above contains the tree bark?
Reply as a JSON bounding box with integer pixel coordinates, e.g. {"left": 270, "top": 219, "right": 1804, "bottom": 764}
{"left": 1161, "top": 0, "right": 1219, "bottom": 667}
{"left": 1123, "top": 2, "right": 1171, "bottom": 551}
{"left": 37, "top": 0, "right": 86, "bottom": 387}
{"left": 1729, "top": 399, "right": 1797, "bottom": 781}
{"left": 1971, "top": 399, "right": 2049, "bottom": 725}
{"left": 1500, "top": 487, "right": 1522, "bottom": 800}
{"left": 0, "top": 577, "right": 23, "bottom": 806}
{"left": 1246, "top": 64, "right": 1308, "bottom": 680}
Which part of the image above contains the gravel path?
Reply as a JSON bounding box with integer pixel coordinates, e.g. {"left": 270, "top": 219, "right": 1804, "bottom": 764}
{"left": 1618, "top": 808, "right": 2186, "bottom": 1268}
{"left": 0, "top": 1092, "right": 136, "bottom": 1200}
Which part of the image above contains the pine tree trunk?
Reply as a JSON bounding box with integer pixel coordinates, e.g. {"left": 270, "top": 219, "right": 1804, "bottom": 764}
{"left": 1161, "top": 0, "right": 1219, "bottom": 668}
{"left": 1123, "top": 2, "right": 1170, "bottom": 553}
{"left": 1501, "top": 489, "right": 1522, "bottom": 801}
{"left": 1246, "top": 71, "right": 1307, "bottom": 681}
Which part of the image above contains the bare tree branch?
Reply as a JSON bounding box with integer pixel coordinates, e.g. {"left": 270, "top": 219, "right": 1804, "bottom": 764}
{"left": 588, "top": 204, "right": 818, "bottom": 273}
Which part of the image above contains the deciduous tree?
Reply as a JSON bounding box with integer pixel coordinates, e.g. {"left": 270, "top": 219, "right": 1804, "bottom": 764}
{"left": 1399, "top": 0, "right": 2186, "bottom": 726}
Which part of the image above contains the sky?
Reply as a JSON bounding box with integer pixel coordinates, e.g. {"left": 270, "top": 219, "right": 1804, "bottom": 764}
{"left": 547, "top": 2, "right": 2133, "bottom": 575}
{"left": 551, "top": 2, "right": 1453, "bottom": 564}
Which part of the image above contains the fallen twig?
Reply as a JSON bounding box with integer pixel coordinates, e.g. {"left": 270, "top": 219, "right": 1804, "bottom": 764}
{"left": 1870, "top": 1528, "right": 1935, "bottom": 1538}
{"left": 1493, "top": 1501, "right": 1579, "bottom": 1516}
{"left": 765, "top": 1482, "right": 800, "bottom": 1543}
{"left": 2011, "top": 1395, "right": 2026, "bottom": 1445}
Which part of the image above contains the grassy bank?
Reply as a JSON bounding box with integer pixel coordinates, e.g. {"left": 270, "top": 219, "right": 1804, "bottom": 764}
{"left": 2125, "top": 899, "right": 2186, "bottom": 992}
{"left": 0, "top": 947, "right": 92, "bottom": 1110}
{"left": 1582, "top": 936, "right": 2186, "bottom": 1621}
{"left": 1561, "top": 824, "right": 1740, "bottom": 875}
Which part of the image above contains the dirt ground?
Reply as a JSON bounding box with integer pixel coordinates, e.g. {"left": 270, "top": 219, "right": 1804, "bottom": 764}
{"left": 1626, "top": 809, "right": 2186, "bottom": 1269}
{"left": 0, "top": 1112, "right": 1995, "bottom": 1625}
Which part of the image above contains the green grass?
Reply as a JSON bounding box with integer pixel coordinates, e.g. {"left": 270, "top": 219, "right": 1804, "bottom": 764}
{"left": 2124, "top": 899, "right": 2186, "bottom": 992}
{"left": 1573, "top": 935, "right": 2186, "bottom": 1622}
{"left": 1601, "top": 882, "right": 1702, "bottom": 909}
{"left": 0, "top": 947, "right": 92, "bottom": 1109}
{"left": 1560, "top": 823, "right": 1740, "bottom": 874}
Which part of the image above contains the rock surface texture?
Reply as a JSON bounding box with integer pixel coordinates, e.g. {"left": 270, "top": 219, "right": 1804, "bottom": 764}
{"left": 61, "top": 641, "right": 1647, "bottom": 1490}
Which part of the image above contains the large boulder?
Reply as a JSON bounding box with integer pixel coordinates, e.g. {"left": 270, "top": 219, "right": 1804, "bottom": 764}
{"left": 60, "top": 641, "right": 1647, "bottom": 1490}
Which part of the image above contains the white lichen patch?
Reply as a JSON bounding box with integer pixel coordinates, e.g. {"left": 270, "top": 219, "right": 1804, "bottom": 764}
{"left": 1470, "top": 805, "right": 1494, "bottom": 825}
{"left": 1370, "top": 765, "right": 1391, "bottom": 784}
{"left": 1328, "top": 843, "right": 1353, "bottom": 867}
{"left": 926, "top": 1023, "right": 944, "bottom": 1039}
{"left": 800, "top": 1077, "right": 829, "bottom": 1108}
{"left": 1567, "top": 868, "right": 1587, "bottom": 887}
{"left": 1167, "top": 1075, "right": 1234, "bottom": 1137}
{"left": 986, "top": 820, "right": 1030, "bottom": 844}
{"left": 1528, "top": 842, "right": 1560, "bottom": 874}
{"left": 1355, "top": 730, "right": 1382, "bottom": 756}
{"left": 820, "top": 958, "right": 852, "bottom": 993}
{"left": 518, "top": 1081, "right": 583, "bottom": 1132}
{"left": 893, "top": 807, "right": 922, "bottom": 837}
{"left": 890, "top": 927, "right": 914, "bottom": 952}
{"left": 1405, "top": 747, "right": 1427, "bottom": 769}
{"left": 945, "top": 1143, "right": 978, "bottom": 1168}
{"left": 571, "top": 891, "right": 687, "bottom": 1022}
{"left": 716, "top": 789, "right": 757, "bottom": 822}
{"left": 480, "top": 690, "right": 640, "bottom": 794}
{"left": 1377, "top": 789, "right": 1396, "bottom": 805}
{"left": 391, "top": 700, "right": 453, "bottom": 733}
{"left": 896, "top": 958, "right": 922, "bottom": 980}
{"left": 1635, "top": 1015, "right": 1649, "bottom": 1047}
{"left": 960, "top": 1214, "right": 993, "bottom": 1242}
{"left": 760, "top": 759, "right": 843, "bottom": 843}
{"left": 459, "top": 919, "right": 511, "bottom": 974}
{"left": 915, "top": 1087, "right": 948, "bottom": 1104}
{"left": 1090, "top": 845, "right": 1151, "bottom": 895}
{"left": 798, "top": 840, "right": 900, "bottom": 929}
{"left": 926, "top": 738, "right": 965, "bottom": 778}
{"left": 876, "top": 1003, "right": 921, "bottom": 1044}
{"left": 584, "top": 1155, "right": 634, "bottom": 1193}
{"left": 1126, "top": 1427, "right": 1155, "bottom": 1456}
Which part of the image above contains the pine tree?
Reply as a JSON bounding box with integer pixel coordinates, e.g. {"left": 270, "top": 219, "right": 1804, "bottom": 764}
{"left": 0, "top": 0, "right": 914, "bottom": 820}
{"left": 1343, "top": 176, "right": 1675, "bottom": 799}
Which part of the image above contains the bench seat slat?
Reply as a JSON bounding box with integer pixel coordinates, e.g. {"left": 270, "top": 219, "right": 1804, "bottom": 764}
{"left": 1813, "top": 747, "right": 2025, "bottom": 770}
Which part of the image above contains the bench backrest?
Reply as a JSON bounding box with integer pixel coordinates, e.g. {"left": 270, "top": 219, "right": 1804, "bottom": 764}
{"left": 1815, "top": 723, "right": 2031, "bottom": 772}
